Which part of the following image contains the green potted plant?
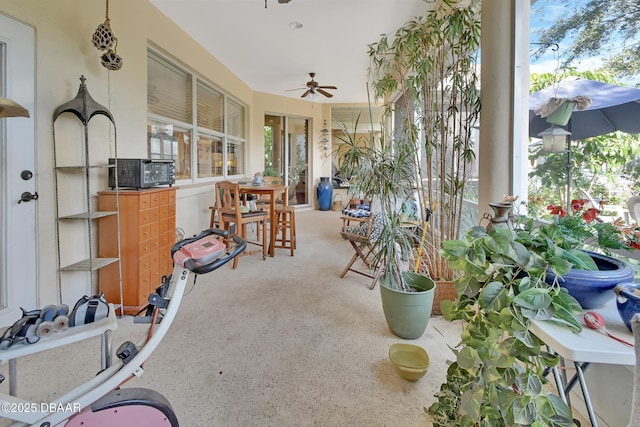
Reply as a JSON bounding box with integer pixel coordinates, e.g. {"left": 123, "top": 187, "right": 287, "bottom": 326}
{"left": 428, "top": 225, "right": 582, "bottom": 426}
{"left": 336, "top": 119, "right": 436, "bottom": 339}
{"left": 514, "top": 198, "right": 637, "bottom": 309}
{"left": 428, "top": 197, "right": 639, "bottom": 425}
{"left": 367, "top": 0, "right": 481, "bottom": 314}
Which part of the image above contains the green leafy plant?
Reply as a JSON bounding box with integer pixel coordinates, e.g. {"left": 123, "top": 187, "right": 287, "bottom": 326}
{"left": 338, "top": 125, "right": 425, "bottom": 292}
{"left": 263, "top": 167, "right": 280, "bottom": 177}
{"left": 428, "top": 226, "right": 582, "bottom": 427}
{"left": 428, "top": 196, "right": 640, "bottom": 425}
{"left": 517, "top": 198, "right": 640, "bottom": 275}
{"left": 332, "top": 113, "right": 372, "bottom": 184}
{"left": 367, "top": 0, "right": 481, "bottom": 282}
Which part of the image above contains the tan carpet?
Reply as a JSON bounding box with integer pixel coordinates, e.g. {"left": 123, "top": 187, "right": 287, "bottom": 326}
{"left": 1, "top": 209, "right": 462, "bottom": 427}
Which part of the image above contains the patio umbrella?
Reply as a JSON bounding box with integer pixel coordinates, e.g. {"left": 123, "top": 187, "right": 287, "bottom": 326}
{"left": 529, "top": 77, "right": 640, "bottom": 213}
{"left": 529, "top": 77, "right": 640, "bottom": 140}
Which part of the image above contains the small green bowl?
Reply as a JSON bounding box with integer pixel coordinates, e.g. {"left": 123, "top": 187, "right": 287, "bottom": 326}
{"left": 388, "top": 343, "right": 430, "bottom": 381}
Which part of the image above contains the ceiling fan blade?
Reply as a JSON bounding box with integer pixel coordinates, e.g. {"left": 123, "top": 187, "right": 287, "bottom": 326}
{"left": 317, "top": 85, "right": 337, "bottom": 90}
{"left": 285, "top": 87, "right": 307, "bottom": 92}
{"left": 316, "top": 89, "right": 333, "bottom": 98}
{"left": 301, "top": 89, "right": 311, "bottom": 98}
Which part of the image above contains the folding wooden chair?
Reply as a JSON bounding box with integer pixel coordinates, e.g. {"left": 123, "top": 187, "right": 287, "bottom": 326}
{"left": 214, "top": 181, "right": 268, "bottom": 269}
{"left": 339, "top": 212, "right": 383, "bottom": 289}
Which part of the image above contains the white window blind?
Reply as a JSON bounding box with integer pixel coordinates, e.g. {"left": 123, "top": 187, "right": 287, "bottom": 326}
{"left": 197, "top": 81, "right": 224, "bottom": 132}
{"left": 148, "top": 52, "right": 192, "bottom": 123}
{"left": 227, "top": 99, "right": 245, "bottom": 138}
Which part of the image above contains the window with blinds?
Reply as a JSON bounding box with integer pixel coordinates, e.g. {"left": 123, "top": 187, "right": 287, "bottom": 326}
{"left": 227, "top": 99, "right": 245, "bottom": 138}
{"left": 147, "top": 49, "right": 246, "bottom": 181}
{"left": 197, "top": 81, "right": 223, "bottom": 132}
{"left": 148, "top": 52, "right": 192, "bottom": 123}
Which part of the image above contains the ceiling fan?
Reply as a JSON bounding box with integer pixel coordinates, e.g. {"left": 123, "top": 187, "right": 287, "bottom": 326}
{"left": 289, "top": 73, "right": 337, "bottom": 98}
{"left": 265, "top": 0, "right": 291, "bottom": 7}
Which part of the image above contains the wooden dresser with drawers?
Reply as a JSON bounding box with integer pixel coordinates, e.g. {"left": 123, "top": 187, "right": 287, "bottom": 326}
{"left": 98, "top": 187, "right": 176, "bottom": 314}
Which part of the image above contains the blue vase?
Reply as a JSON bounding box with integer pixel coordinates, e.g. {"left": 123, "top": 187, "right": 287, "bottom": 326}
{"left": 614, "top": 282, "right": 640, "bottom": 331}
{"left": 316, "top": 177, "right": 332, "bottom": 211}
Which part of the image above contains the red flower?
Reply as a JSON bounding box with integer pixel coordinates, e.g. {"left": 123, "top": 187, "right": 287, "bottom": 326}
{"left": 582, "top": 208, "right": 600, "bottom": 223}
{"left": 571, "top": 199, "right": 588, "bottom": 211}
{"left": 547, "top": 204, "right": 567, "bottom": 218}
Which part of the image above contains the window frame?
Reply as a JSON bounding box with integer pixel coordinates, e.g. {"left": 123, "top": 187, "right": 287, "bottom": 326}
{"left": 147, "top": 48, "right": 247, "bottom": 184}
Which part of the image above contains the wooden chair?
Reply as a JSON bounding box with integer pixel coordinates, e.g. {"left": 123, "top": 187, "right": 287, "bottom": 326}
{"left": 256, "top": 176, "right": 284, "bottom": 209}
{"left": 339, "top": 212, "right": 383, "bottom": 289}
{"left": 214, "top": 181, "right": 268, "bottom": 268}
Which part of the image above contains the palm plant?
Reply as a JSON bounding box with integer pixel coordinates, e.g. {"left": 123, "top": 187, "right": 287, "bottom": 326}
{"left": 335, "top": 118, "right": 424, "bottom": 292}
{"left": 367, "top": 0, "right": 481, "bottom": 282}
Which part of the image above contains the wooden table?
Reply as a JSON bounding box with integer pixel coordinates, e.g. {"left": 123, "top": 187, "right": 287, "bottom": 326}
{"left": 239, "top": 183, "right": 287, "bottom": 257}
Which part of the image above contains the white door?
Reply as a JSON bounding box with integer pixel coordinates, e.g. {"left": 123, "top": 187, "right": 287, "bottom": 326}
{"left": 0, "top": 14, "right": 36, "bottom": 327}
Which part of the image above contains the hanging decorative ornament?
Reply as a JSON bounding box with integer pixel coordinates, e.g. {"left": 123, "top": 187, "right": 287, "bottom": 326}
{"left": 92, "top": 0, "right": 123, "bottom": 71}
{"left": 91, "top": 19, "right": 114, "bottom": 51}
{"left": 320, "top": 120, "right": 330, "bottom": 158}
{"left": 92, "top": 0, "right": 114, "bottom": 51}
{"left": 101, "top": 39, "right": 123, "bottom": 71}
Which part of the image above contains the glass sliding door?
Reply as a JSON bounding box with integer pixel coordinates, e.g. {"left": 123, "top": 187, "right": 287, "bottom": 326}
{"left": 287, "top": 117, "right": 309, "bottom": 205}
{"left": 264, "top": 114, "right": 283, "bottom": 178}
{"left": 264, "top": 114, "right": 309, "bottom": 206}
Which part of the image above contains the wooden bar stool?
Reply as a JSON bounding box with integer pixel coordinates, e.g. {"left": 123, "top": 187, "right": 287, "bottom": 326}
{"left": 272, "top": 205, "right": 296, "bottom": 256}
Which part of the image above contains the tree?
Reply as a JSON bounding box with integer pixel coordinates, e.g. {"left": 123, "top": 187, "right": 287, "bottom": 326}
{"left": 532, "top": 0, "right": 640, "bottom": 81}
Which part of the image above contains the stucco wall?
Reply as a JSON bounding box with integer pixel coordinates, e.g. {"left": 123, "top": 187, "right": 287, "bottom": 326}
{"left": 0, "top": 0, "right": 335, "bottom": 306}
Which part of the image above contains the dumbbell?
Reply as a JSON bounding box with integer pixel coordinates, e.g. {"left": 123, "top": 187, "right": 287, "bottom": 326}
{"left": 36, "top": 304, "right": 69, "bottom": 337}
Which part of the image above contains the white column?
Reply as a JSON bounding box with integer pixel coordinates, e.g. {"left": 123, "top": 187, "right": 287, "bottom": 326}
{"left": 478, "top": 0, "right": 530, "bottom": 217}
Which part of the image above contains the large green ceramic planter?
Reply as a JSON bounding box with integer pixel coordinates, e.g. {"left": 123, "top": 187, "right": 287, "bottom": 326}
{"left": 380, "top": 272, "right": 436, "bottom": 339}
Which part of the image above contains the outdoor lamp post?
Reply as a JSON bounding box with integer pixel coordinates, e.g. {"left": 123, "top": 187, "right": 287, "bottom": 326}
{"left": 538, "top": 125, "right": 573, "bottom": 212}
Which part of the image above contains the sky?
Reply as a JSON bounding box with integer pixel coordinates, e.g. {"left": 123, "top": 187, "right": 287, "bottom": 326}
{"left": 529, "top": 0, "right": 603, "bottom": 75}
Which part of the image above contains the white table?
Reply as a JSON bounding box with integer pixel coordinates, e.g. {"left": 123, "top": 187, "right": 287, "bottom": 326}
{"left": 530, "top": 298, "right": 635, "bottom": 426}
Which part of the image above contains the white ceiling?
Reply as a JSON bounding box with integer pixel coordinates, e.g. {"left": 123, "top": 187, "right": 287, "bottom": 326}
{"left": 149, "top": 0, "right": 437, "bottom": 104}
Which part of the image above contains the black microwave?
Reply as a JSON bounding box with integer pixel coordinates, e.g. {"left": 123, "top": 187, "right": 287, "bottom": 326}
{"left": 108, "top": 158, "right": 175, "bottom": 190}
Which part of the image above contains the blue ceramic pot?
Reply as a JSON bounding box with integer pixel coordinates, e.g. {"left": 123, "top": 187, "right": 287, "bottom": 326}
{"left": 316, "top": 177, "right": 333, "bottom": 211}
{"left": 615, "top": 282, "right": 640, "bottom": 332}
{"left": 545, "top": 251, "right": 634, "bottom": 309}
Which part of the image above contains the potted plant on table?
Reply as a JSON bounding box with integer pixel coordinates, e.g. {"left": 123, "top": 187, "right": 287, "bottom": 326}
{"left": 428, "top": 225, "right": 582, "bottom": 426}
{"left": 515, "top": 198, "right": 637, "bottom": 309}
{"left": 367, "top": 0, "right": 481, "bottom": 314}
{"left": 428, "top": 197, "right": 638, "bottom": 425}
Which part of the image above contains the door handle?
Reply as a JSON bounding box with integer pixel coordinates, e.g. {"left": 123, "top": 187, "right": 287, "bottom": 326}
{"left": 18, "top": 192, "right": 39, "bottom": 204}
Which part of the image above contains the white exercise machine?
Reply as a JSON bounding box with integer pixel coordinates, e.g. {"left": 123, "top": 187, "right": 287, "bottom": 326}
{"left": 0, "top": 228, "right": 245, "bottom": 426}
